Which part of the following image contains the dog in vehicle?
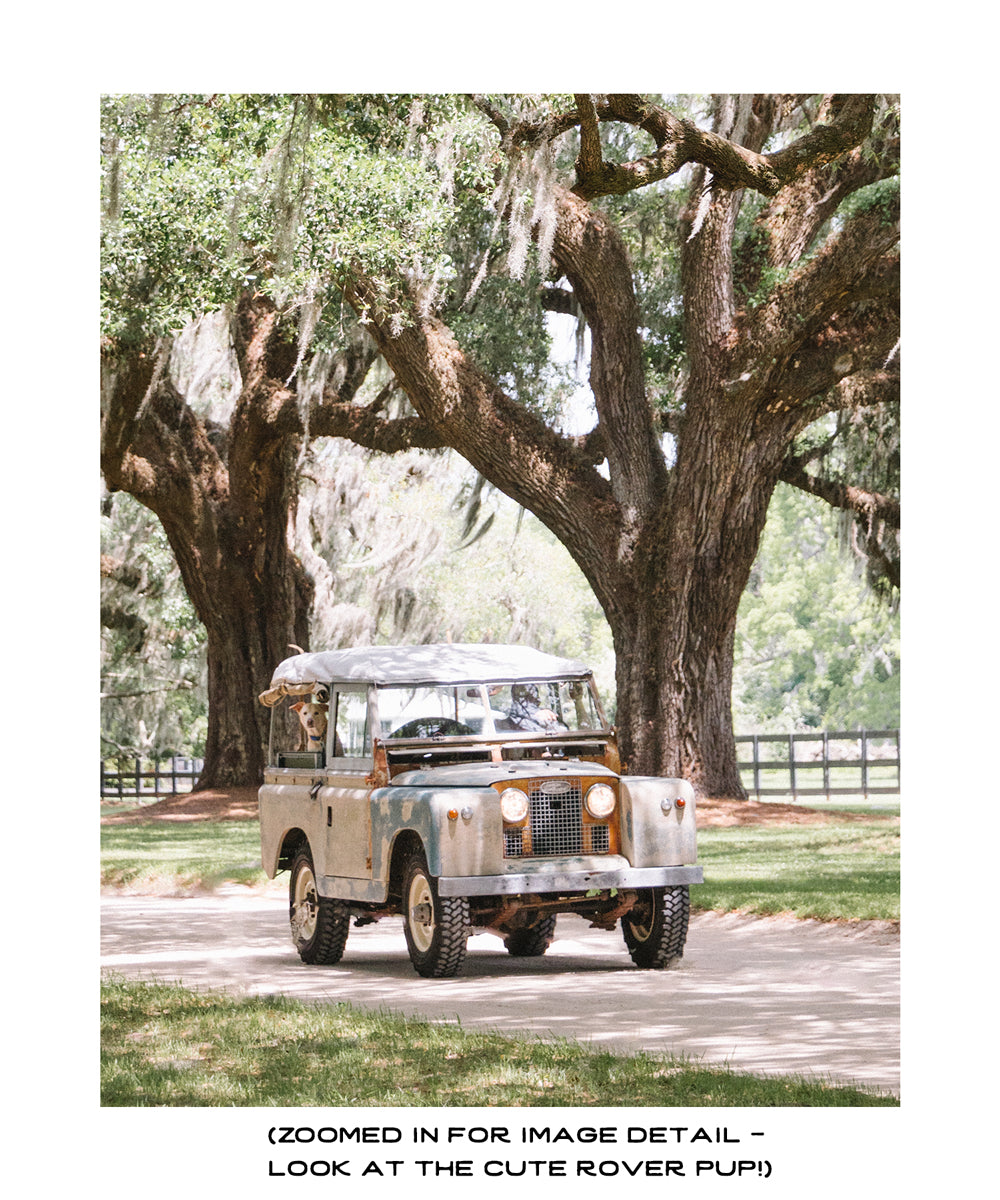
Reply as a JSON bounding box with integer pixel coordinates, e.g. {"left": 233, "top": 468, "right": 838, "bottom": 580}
{"left": 290, "top": 701, "right": 329, "bottom": 751}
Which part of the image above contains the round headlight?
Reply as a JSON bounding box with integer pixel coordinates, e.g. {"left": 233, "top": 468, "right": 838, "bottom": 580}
{"left": 499, "top": 787, "right": 529, "bottom": 823}
{"left": 585, "top": 782, "right": 616, "bottom": 819}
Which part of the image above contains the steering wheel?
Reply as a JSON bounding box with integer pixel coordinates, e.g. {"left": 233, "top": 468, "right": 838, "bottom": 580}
{"left": 389, "top": 717, "right": 474, "bottom": 739}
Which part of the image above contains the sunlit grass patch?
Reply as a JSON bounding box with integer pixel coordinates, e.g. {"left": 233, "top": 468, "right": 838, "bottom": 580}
{"left": 101, "top": 819, "right": 267, "bottom": 891}
{"left": 694, "top": 821, "right": 899, "bottom": 922}
{"left": 101, "top": 977, "right": 897, "bottom": 1108}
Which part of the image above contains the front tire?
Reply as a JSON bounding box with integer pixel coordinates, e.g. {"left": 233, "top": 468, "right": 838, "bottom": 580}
{"left": 289, "top": 846, "right": 350, "bottom": 965}
{"left": 402, "top": 851, "right": 469, "bottom": 978}
{"left": 621, "top": 885, "right": 689, "bottom": 969}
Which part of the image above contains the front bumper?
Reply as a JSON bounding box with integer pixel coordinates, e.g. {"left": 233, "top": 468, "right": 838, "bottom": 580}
{"left": 437, "top": 858, "right": 703, "bottom": 897}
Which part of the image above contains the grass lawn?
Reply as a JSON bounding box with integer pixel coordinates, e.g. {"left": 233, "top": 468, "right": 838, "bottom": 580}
{"left": 101, "top": 976, "right": 897, "bottom": 1107}
{"left": 101, "top": 817, "right": 269, "bottom": 892}
{"left": 694, "top": 821, "right": 899, "bottom": 922}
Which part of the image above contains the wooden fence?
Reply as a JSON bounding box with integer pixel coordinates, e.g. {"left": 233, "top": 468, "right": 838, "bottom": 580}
{"left": 101, "top": 731, "right": 900, "bottom": 802}
{"left": 736, "top": 730, "right": 900, "bottom": 800}
{"left": 100, "top": 756, "right": 204, "bottom": 799}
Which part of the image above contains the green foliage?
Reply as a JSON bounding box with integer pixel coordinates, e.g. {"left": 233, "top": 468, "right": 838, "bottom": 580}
{"left": 447, "top": 269, "right": 576, "bottom": 417}
{"left": 600, "top": 181, "right": 689, "bottom": 404}
{"left": 101, "top": 94, "right": 497, "bottom": 351}
{"left": 733, "top": 484, "right": 899, "bottom": 731}
{"left": 839, "top": 176, "right": 900, "bottom": 226}
{"left": 101, "top": 492, "right": 207, "bottom": 756}
{"left": 734, "top": 224, "right": 795, "bottom": 308}
{"left": 101, "top": 976, "right": 895, "bottom": 1106}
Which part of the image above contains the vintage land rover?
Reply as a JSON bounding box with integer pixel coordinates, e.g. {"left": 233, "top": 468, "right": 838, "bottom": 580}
{"left": 258, "top": 643, "right": 702, "bottom": 978}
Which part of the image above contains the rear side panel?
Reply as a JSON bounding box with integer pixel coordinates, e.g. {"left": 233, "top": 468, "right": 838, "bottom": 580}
{"left": 259, "top": 779, "right": 321, "bottom": 878}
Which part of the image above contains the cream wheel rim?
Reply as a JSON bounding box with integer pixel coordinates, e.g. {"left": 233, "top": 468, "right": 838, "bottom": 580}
{"left": 629, "top": 901, "right": 654, "bottom": 942}
{"left": 407, "top": 872, "right": 435, "bottom": 953}
{"left": 291, "top": 863, "right": 319, "bottom": 942}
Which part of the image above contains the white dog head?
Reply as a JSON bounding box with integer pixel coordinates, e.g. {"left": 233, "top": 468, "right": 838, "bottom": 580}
{"left": 290, "top": 701, "right": 329, "bottom": 747}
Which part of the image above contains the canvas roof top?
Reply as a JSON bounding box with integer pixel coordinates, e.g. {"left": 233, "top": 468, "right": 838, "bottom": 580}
{"left": 259, "top": 643, "right": 593, "bottom": 706}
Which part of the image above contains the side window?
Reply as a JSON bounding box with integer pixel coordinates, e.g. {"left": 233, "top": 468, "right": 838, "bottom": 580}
{"left": 332, "top": 689, "right": 371, "bottom": 759}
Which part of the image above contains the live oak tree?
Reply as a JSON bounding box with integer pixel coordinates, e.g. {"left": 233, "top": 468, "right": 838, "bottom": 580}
{"left": 101, "top": 94, "right": 899, "bottom": 796}
{"left": 100, "top": 97, "right": 441, "bottom": 786}
{"left": 341, "top": 94, "right": 900, "bottom": 796}
{"left": 100, "top": 94, "right": 563, "bottom": 787}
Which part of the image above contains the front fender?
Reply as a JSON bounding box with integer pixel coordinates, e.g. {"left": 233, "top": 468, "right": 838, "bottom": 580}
{"left": 369, "top": 786, "right": 505, "bottom": 881}
{"left": 619, "top": 777, "right": 698, "bottom": 867}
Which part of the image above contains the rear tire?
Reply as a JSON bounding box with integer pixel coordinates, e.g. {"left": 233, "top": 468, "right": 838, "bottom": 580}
{"left": 621, "top": 885, "right": 689, "bottom": 969}
{"left": 503, "top": 914, "right": 557, "bottom": 957}
{"left": 402, "top": 851, "right": 469, "bottom": 978}
{"left": 289, "top": 846, "right": 350, "bottom": 965}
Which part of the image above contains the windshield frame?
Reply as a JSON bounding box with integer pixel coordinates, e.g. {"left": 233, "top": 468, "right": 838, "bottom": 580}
{"left": 373, "top": 676, "right": 611, "bottom": 742}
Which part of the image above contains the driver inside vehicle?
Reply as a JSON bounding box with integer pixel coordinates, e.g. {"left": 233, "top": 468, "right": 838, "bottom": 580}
{"left": 507, "top": 683, "right": 567, "bottom": 732}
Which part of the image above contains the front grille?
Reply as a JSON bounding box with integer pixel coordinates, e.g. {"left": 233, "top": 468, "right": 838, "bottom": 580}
{"left": 500, "top": 776, "right": 617, "bottom": 859}
{"left": 528, "top": 778, "right": 583, "bottom": 855}
{"left": 504, "top": 828, "right": 524, "bottom": 857}
{"left": 588, "top": 824, "right": 610, "bottom": 853}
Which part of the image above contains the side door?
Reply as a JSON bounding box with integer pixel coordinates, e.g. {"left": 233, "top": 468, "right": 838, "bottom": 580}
{"left": 319, "top": 685, "right": 374, "bottom": 887}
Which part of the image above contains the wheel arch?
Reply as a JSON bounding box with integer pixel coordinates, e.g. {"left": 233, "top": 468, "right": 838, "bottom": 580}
{"left": 276, "top": 827, "right": 310, "bottom": 873}
{"left": 387, "top": 829, "right": 426, "bottom": 903}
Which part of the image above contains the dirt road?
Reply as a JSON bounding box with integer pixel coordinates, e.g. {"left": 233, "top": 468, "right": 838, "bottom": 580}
{"left": 101, "top": 890, "right": 899, "bottom": 1096}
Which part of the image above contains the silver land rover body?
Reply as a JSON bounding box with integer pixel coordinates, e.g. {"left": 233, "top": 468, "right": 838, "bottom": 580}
{"left": 258, "top": 643, "right": 702, "bottom": 978}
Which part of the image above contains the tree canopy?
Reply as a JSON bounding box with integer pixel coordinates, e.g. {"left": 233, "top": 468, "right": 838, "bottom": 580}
{"left": 101, "top": 93, "right": 899, "bottom": 795}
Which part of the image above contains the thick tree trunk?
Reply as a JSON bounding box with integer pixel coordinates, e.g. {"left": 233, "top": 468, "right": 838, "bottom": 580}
{"left": 120, "top": 466, "right": 314, "bottom": 789}
{"left": 601, "top": 409, "right": 784, "bottom": 797}
{"left": 176, "top": 520, "right": 312, "bottom": 791}
{"left": 198, "top": 575, "right": 312, "bottom": 789}
{"left": 101, "top": 310, "right": 316, "bottom": 790}
{"left": 611, "top": 608, "right": 743, "bottom": 797}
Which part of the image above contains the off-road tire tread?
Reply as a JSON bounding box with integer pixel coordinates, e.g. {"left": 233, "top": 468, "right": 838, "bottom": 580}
{"left": 290, "top": 849, "right": 350, "bottom": 966}
{"left": 621, "top": 885, "right": 690, "bottom": 970}
{"left": 427, "top": 893, "right": 471, "bottom": 978}
{"left": 402, "top": 854, "right": 470, "bottom": 979}
{"left": 305, "top": 896, "right": 351, "bottom": 965}
{"left": 503, "top": 914, "right": 557, "bottom": 957}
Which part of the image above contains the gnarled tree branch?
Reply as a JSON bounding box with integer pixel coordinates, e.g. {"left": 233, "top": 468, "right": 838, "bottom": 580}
{"left": 780, "top": 455, "right": 900, "bottom": 529}
{"left": 738, "top": 196, "right": 900, "bottom": 375}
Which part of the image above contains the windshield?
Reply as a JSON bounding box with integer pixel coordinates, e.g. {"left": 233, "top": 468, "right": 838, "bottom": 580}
{"left": 376, "top": 679, "right": 604, "bottom": 739}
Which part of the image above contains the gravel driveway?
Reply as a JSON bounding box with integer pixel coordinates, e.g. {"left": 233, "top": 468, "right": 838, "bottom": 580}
{"left": 101, "top": 889, "right": 899, "bottom": 1096}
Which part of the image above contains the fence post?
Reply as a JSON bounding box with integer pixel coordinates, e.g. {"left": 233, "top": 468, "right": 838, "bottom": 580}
{"left": 895, "top": 730, "right": 901, "bottom": 791}
{"left": 861, "top": 730, "right": 869, "bottom": 799}
{"left": 822, "top": 732, "right": 830, "bottom": 798}
{"left": 752, "top": 735, "right": 761, "bottom": 800}
{"left": 788, "top": 734, "right": 797, "bottom": 801}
